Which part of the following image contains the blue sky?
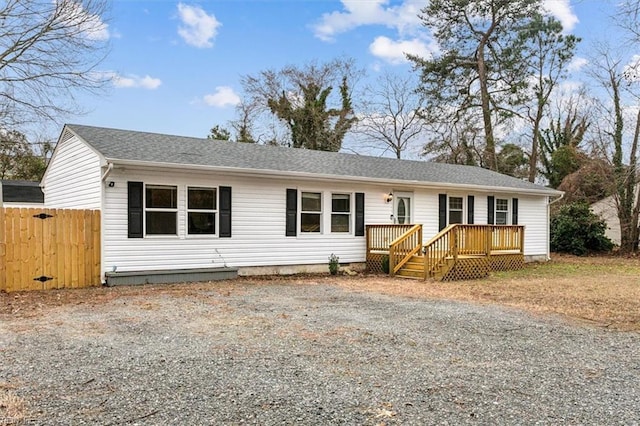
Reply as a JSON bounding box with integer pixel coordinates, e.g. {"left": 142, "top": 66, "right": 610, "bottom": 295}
{"left": 68, "top": 0, "right": 621, "bottom": 142}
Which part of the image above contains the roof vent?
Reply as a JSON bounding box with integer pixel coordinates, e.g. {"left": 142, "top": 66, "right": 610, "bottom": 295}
{"left": 60, "top": 128, "right": 74, "bottom": 143}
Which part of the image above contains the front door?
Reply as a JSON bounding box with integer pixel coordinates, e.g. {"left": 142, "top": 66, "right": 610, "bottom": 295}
{"left": 394, "top": 193, "right": 412, "bottom": 224}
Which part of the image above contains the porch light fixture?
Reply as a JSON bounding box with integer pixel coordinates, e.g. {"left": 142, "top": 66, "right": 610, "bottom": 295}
{"left": 385, "top": 193, "right": 393, "bottom": 203}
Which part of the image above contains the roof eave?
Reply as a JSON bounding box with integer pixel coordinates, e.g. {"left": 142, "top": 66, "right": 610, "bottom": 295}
{"left": 108, "top": 158, "right": 562, "bottom": 197}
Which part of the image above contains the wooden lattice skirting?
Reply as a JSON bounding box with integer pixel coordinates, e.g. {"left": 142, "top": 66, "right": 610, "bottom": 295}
{"left": 441, "top": 253, "right": 524, "bottom": 282}
{"left": 366, "top": 253, "right": 387, "bottom": 274}
{"left": 490, "top": 254, "right": 524, "bottom": 272}
{"left": 441, "top": 256, "right": 489, "bottom": 281}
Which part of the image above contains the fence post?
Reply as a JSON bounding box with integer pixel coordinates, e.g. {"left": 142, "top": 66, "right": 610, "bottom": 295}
{"left": 0, "top": 207, "right": 5, "bottom": 292}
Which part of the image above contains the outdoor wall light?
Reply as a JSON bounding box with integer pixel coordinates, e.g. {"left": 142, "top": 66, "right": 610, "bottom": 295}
{"left": 385, "top": 193, "right": 393, "bottom": 203}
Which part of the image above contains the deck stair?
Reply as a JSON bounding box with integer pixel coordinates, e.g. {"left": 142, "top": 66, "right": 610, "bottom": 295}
{"left": 367, "top": 224, "right": 525, "bottom": 281}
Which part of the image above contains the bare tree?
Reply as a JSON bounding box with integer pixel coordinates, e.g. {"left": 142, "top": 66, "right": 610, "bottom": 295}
{"left": 354, "top": 72, "right": 425, "bottom": 159}
{"left": 0, "top": 0, "right": 110, "bottom": 128}
{"left": 421, "top": 109, "right": 484, "bottom": 166}
{"left": 230, "top": 101, "right": 257, "bottom": 143}
{"left": 588, "top": 46, "right": 640, "bottom": 252}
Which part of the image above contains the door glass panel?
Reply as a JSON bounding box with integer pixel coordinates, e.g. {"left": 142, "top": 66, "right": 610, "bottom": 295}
{"left": 396, "top": 197, "right": 411, "bottom": 224}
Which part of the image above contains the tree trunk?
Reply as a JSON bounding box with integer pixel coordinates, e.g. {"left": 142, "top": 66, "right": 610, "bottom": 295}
{"left": 528, "top": 104, "right": 544, "bottom": 182}
{"left": 477, "top": 44, "right": 496, "bottom": 171}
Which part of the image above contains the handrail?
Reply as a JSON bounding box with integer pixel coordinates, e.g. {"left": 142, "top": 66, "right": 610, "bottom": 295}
{"left": 422, "top": 224, "right": 524, "bottom": 279}
{"left": 366, "top": 224, "right": 415, "bottom": 254}
{"left": 422, "top": 225, "right": 457, "bottom": 279}
{"left": 389, "top": 224, "right": 423, "bottom": 276}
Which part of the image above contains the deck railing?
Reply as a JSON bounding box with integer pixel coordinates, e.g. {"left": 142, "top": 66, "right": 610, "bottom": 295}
{"left": 422, "top": 224, "right": 457, "bottom": 277}
{"left": 366, "top": 223, "right": 524, "bottom": 278}
{"left": 389, "top": 224, "right": 423, "bottom": 276}
{"left": 423, "top": 224, "right": 524, "bottom": 278}
{"left": 366, "top": 224, "right": 415, "bottom": 253}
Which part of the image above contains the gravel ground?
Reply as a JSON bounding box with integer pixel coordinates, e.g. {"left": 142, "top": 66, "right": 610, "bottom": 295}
{"left": 1, "top": 281, "right": 639, "bottom": 425}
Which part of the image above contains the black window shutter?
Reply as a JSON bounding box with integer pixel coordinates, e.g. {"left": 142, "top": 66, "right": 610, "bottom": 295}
{"left": 488, "top": 196, "right": 495, "bottom": 225}
{"left": 128, "top": 181, "right": 143, "bottom": 238}
{"left": 355, "top": 192, "right": 365, "bottom": 236}
{"left": 219, "top": 186, "right": 232, "bottom": 238}
{"left": 438, "top": 194, "right": 447, "bottom": 231}
{"left": 467, "top": 195, "right": 475, "bottom": 224}
{"left": 286, "top": 189, "right": 297, "bottom": 236}
{"left": 512, "top": 198, "right": 519, "bottom": 225}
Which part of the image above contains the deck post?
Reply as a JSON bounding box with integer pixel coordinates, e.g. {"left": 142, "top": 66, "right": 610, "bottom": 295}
{"left": 519, "top": 226, "right": 525, "bottom": 254}
{"left": 389, "top": 245, "right": 395, "bottom": 277}
{"left": 453, "top": 227, "right": 459, "bottom": 263}
{"left": 484, "top": 225, "right": 493, "bottom": 256}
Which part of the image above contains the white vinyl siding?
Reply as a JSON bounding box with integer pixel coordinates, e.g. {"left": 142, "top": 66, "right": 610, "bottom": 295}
{"left": 102, "top": 169, "right": 390, "bottom": 274}
{"left": 43, "top": 135, "right": 102, "bottom": 209}
{"left": 99, "top": 169, "right": 553, "bottom": 275}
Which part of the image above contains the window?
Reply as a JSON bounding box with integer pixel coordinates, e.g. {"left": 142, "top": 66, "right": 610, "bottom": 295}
{"left": 145, "top": 185, "right": 177, "bottom": 235}
{"left": 331, "top": 193, "right": 351, "bottom": 233}
{"left": 301, "top": 192, "right": 322, "bottom": 233}
{"left": 188, "top": 187, "right": 217, "bottom": 234}
{"left": 449, "top": 197, "right": 463, "bottom": 224}
{"left": 495, "top": 198, "right": 509, "bottom": 225}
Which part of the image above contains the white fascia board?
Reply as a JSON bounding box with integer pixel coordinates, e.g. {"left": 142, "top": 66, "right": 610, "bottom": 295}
{"left": 108, "top": 158, "right": 562, "bottom": 197}
{"left": 42, "top": 125, "right": 109, "bottom": 184}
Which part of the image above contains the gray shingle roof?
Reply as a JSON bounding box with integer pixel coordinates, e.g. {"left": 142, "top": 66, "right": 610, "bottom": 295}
{"left": 66, "top": 124, "right": 559, "bottom": 195}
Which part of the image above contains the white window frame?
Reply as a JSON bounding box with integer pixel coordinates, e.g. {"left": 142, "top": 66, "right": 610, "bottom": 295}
{"left": 331, "top": 193, "right": 351, "bottom": 233}
{"left": 448, "top": 196, "right": 464, "bottom": 225}
{"left": 144, "top": 184, "right": 178, "bottom": 236}
{"left": 495, "top": 198, "right": 509, "bottom": 225}
{"left": 187, "top": 186, "right": 218, "bottom": 236}
{"left": 300, "top": 191, "right": 323, "bottom": 233}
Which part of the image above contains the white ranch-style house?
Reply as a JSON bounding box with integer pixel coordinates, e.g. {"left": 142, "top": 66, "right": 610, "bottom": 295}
{"left": 41, "top": 124, "right": 562, "bottom": 284}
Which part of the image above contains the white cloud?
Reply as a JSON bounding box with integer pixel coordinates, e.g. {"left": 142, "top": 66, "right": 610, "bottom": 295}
{"left": 567, "top": 57, "right": 588, "bottom": 73}
{"left": 177, "top": 3, "right": 221, "bottom": 48}
{"left": 60, "top": 1, "right": 110, "bottom": 41}
{"left": 312, "top": 0, "right": 422, "bottom": 41}
{"left": 105, "top": 72, "right": 162, "bottom": 89}
{"left": 369, "top": 36, "right": 436, "bottom": 64}
{"left": 203, "top": 86, "right": 241, "bottom": 107}
{"left": 623, "top": 55, "right": 640, "bottom": 82}
{"left": 542, "top": 0, "right": 579, "bottom": 32}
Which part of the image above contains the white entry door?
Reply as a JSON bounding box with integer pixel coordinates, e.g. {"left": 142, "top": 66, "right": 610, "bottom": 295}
{"left": 394, "top": 193, "right": 412, "bottom": 224}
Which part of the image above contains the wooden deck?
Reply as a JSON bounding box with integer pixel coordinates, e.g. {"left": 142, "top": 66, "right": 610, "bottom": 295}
{"left": 365, "top": 224, "right": 524, "bottom": 281}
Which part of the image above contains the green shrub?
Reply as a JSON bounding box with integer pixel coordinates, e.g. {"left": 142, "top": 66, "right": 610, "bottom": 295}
{"left": 381, "top": 255, "right": 390, "bottom": 274}
{"left": 328, "top": 253, "right": 340, "bottom": 275}
{"left": 550, "top": 202, "right": 613, "bottom": 256}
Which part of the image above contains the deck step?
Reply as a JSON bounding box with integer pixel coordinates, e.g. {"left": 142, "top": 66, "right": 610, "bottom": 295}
{"left": 396, "top": 269, "right": 424, "bottom": 279}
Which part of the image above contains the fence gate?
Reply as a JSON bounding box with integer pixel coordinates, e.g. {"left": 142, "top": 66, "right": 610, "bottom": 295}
{"left": 0, "top": 208, "right": 101, "bottom": 292}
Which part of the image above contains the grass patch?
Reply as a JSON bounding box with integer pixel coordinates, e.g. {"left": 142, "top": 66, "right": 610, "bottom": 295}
{"left": 0, "top": 385, "right": 27, "bottom": 425}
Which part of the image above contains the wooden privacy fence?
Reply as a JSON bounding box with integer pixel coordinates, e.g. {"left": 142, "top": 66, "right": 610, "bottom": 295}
{"left": 0, "top": 208, "right": 101, "bottom": 292}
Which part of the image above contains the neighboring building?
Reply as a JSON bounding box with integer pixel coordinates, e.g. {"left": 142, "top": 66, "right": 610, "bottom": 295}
{"left": 0, "top": 180, "right": 44, "bottom": 207}
{"left": 591, "top": 194, "right": 623, "bottom": 246}
{"left": 42, "top": 124, "right": 563, "bottom": 284}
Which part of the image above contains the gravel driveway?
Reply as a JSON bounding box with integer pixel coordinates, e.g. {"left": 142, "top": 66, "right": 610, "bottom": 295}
{"left": 1, "top": 280, "right": 639, "bottom": 425}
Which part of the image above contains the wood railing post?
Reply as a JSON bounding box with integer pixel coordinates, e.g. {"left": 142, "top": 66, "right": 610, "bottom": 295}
{"left": 453, "top": 227, "right": 459, "bottom": 263}
{"left": 519, "top": 226, "right": 525, "bottom": 254}
{"left": 486, "top": 226, "right": 493, "bottom": 257}
{"left": 389, "top": 244, "right": 396, "bottom": 277}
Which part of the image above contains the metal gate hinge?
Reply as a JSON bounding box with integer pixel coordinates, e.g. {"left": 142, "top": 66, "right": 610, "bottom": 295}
{"left": 33, "top": 276, "right": 53, "bottom": 283}
{"left": 33, "top": 213, "right": 54, "bottom": 220}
